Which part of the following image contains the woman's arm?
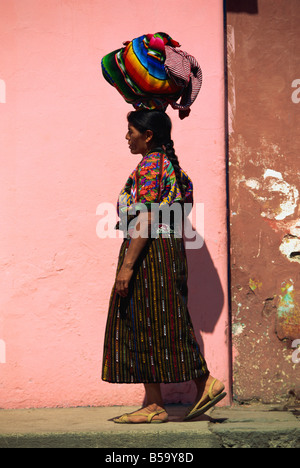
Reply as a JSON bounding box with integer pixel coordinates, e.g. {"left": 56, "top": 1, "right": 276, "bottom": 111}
{"left": 115, "top": 211, "right": 152, "bottom": 297}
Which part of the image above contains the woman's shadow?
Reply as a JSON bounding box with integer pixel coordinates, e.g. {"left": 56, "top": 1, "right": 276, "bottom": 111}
{"left": 160, "top": 216, "right": 225, "bottom": 405}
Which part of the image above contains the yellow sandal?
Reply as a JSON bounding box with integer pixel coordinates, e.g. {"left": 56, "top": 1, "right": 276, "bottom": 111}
{"left": 184, "top": 379, "right": 226, "bottom": 421}
{"left": 113, "top": 409, "right": 168, "bottom": 424}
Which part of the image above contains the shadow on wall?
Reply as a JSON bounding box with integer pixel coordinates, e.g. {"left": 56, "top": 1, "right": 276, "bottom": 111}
{"left": 187, "top": 240, "right": 224, "bottom": 358}
{"left": 160, "top": 217, "right": 225, "bottom": 405}
{"left": 226, "top": 0, "right": 258, "bottom": 14}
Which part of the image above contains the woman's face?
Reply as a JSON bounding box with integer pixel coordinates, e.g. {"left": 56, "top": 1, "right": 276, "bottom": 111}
{"left": 126, "top": 124, "right": 153, "bottom": 156}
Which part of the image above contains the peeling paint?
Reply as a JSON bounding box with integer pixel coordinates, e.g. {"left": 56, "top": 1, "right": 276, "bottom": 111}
{"left": 261, "top": 171, "right": 299, "bottom": 221}
{"left": 276, "top": 281, "right": 300, "bottom": 341}
{"left": 263, "top": 169, "right": 283, "bottom": 180}
{"left": 245, "top": 178, "right": 261, "bottom": 191}
{"left": 277, "top": 282, "right": 295, "bottom": 318}
{"left": 232, "top": 322, "right": 246, "bottom": 336}
{"left": 289, "top": 220, "right": 300, "bottom": 238}
{"left": 280, "top": 235, "right": 300, "bottom": 263}
{"left": 249, "top": 278, "right": 262, "bottom": 291}
{"left": 244, "top": 169, "right": 299, "bottom": 221}
{"left": 292, "top": 340, "right": 300, "bottom": 364}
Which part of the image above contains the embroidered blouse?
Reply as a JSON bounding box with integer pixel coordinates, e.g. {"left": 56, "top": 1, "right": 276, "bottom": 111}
{"left": 116, "top": 151, "right": 193, "bottom": 234}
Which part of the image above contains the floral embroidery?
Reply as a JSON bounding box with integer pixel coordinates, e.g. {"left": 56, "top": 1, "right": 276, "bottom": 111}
{"left": 117, "top": 152, "right": 193, "bottom": 216}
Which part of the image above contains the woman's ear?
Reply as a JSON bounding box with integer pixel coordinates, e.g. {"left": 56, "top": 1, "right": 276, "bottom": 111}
{"left": 145, "top": 130, "right": 154, "bottom": 144}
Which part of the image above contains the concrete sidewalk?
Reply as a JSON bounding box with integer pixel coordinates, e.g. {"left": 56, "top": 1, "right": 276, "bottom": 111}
{"left": 0, "top": 404, "right": 299, "bottom": 448}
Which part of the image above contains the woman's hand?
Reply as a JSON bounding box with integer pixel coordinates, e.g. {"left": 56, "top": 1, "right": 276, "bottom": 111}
{"left": 115, "top": 262, "right": 134, "bottom": 297}
{"left": 115, "top": 211, "right": 152, "bottom": 297}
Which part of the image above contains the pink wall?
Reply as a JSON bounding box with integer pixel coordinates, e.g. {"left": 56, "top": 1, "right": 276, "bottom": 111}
{"left": 0, "top": 0, "right": 229, "bottom": 409}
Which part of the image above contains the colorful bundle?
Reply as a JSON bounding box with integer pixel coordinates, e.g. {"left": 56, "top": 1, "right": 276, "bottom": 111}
{"left": 101, "top": 32, "right": 202, "bottom": 119}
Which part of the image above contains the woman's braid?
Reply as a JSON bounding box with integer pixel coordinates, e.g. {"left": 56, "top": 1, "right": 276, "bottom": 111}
{"left": 164, "top": 140, "right": 186, "bottom": 199}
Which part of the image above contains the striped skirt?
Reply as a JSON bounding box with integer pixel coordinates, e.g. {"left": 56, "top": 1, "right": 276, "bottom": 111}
{"left": 102, "top": 234, "right": 208, "bottom": 384}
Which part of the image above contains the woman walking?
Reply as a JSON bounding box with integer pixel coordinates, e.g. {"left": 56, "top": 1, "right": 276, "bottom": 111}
{"left": 102, "top": 110, "right": 226, "bottom": 423}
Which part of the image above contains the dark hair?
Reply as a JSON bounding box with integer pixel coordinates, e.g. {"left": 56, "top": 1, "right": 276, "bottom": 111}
{"left": 127, "top": 110, "right": 186, "bottom": 198}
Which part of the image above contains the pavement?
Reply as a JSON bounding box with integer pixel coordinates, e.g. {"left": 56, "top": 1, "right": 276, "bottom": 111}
{"left": 0, "top": 403, "right": 299, "bottom": 449}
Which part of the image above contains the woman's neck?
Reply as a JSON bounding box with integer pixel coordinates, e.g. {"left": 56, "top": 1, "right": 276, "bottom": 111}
{"left": 144, "top": 146, "right": 164, "bottom": 157}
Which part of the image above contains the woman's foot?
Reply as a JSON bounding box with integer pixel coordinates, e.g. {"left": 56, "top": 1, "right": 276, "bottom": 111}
{"left": 113, "top": 404, "right": 169, "bottom": 424}
{"left": 184, "top": 374, "right": 226, "bottom": 421}
{"left": 194, "top": 374, "right": 225, "bottom": 405}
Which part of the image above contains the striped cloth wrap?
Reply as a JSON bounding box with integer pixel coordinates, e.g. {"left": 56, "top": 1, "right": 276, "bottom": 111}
{"left": 101, "top": 32, "right": 203, "bottom": 119}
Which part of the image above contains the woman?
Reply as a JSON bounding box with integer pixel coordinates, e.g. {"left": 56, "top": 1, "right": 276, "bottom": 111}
{"left": 102, "top": 110, "right": 226, "bottom": 423}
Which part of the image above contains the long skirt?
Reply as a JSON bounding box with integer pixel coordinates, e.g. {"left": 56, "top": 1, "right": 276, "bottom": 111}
{"left": 102, "top": 234, "right": 208, "bottom": 384}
